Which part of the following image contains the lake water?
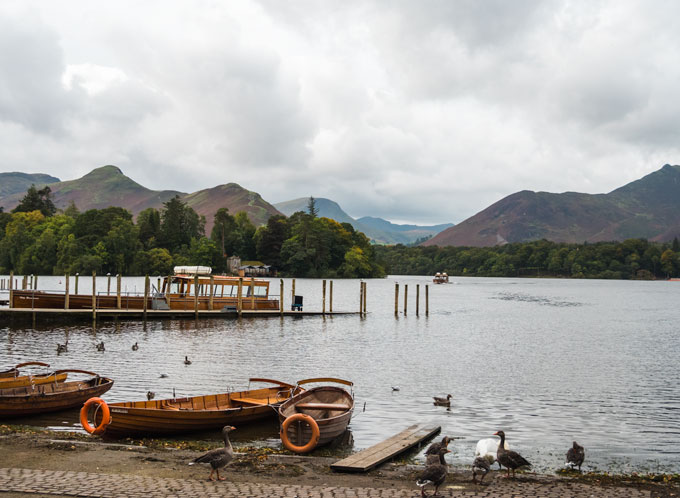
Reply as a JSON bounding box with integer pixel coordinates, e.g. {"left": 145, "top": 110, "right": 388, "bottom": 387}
{"left": 1, "top": 275, "right": 679, "bottom": 474}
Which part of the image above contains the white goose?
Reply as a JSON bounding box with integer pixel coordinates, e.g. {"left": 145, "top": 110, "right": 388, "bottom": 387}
{"left": 475, "top": 437, "right": 509, "bottom": 468}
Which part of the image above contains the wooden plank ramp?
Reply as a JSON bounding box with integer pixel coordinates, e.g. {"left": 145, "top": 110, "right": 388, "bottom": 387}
{"left": 331, "top": 424, "right": 440, "bottom": 473}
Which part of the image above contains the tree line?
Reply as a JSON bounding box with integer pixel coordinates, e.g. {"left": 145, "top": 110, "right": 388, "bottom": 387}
{"left": 0, "top": 187, "right": 385, "bottom": 278}
{"left": 375, "top": 237, "right": 680, "bottom": 279}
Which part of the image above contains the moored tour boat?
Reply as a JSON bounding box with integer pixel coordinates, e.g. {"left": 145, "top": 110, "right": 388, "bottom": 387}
{"left": 81, "top": 378, "right": 303, "bottom": 438}
{"left": 278, "top": 378, "right": 354, "bottom": 453}
{"left": 433, "top": 272, "right": 449, "bottom": 284}
{"left": 10, "top": 266, "right": 279, "bottom": 311}
{"left": 0, "top": 370, "right": 113, "bottom": 417}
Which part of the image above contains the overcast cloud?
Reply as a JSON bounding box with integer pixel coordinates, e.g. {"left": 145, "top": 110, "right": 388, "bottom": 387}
{"left": 0, "top": 1, "right": 679, "bottom": 224}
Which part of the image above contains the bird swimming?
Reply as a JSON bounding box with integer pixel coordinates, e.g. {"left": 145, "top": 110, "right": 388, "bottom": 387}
{"left": 189, "top": 426, "right": 236, "bottom": 481}
{"left": 433, "top": 394, "right": 452, "bottom": 407}
{"left": 184, "top": 356, "right": 192, "bottom": 365}
{"left": 566, "top": 441, "right": 585, "bottom": 471}
{"left": 494, "top": 430, "right": 531, "bottom": 478}
{"left": 96, "top": 341, "right": 105, "bottom": 351}
{"left": 146, "top": 391, "right": 155, "bottom": 401}
{"left": 416, "top": 447, "right": 450, "bottom": 497}
{"left": 132, "top": 342, "right": 139, "bottom": 351}
{"left": 56, "top": 341, "right": 68, "bottom": 354}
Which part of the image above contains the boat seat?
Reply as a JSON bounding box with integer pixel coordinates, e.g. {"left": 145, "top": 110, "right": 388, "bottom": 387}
{"left": 294, "top": 402, "right": 351, "bottom": 411}
{"left": 232, "top": 397, "right": 269, "bottom": 406}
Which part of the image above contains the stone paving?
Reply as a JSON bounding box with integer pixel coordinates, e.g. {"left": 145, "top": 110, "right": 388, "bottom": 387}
{"left": 0, "top": 468, "right": 654, "bottom": 497}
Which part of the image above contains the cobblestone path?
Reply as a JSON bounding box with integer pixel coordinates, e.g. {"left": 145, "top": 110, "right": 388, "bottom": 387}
{"left": 0, "top": 468, "right": 652, "bottom": 497}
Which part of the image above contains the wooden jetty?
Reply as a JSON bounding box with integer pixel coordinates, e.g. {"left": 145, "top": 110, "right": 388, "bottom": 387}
{"left": 330, "top": 424, "right": 440, "bottom": 473}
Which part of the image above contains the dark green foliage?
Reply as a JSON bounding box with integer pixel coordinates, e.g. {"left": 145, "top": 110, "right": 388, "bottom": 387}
{"left": 375, "top": 239, "right": 680, "bottom": 279}
{"left": 137, "top": 208, "right": 161, "bottom": 249}
{"left": 158, "top": 196, "right": 205, "bottom": 253}
{"left": 255, "top": 215, "right": 289, "bottom": 269}
{"left": 12, "top": 185, "right": 57, "bottom": 217}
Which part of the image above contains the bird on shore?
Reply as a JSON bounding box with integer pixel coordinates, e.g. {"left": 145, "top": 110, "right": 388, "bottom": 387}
{"left": 475, "top": 437, "right": 510, "bottom": 469}
{"left": 494, "top": 431, "right": 531, "bottom": 478}
{"left": 472, "top": 456, "right": 491, "bottom": 484}
{"left": 189, "top": 426, "right": 236, "bottom": 481}
{"left": 56, "top": 341, "right": 68, "bottom": 354}
{"left": 184, "top": 356, "right": 192, "bottom": 365}
{"left": 416, "top": 447, "right": 450, "bottom": 497}
{"left": 433, "top": 394, "right": 452, "bottom": 407}
{"left": 566, "top": 441, "right": 585, "bottom": 471}
{"left": 132, "top": 342, "right": 139, "bottom": 351}
{"left": 425, "top": 436, "right": 451, "bottom": 461}
{"left": 96, "top": 341, "right": 105, "bottom": 351}
{"left": 146, "top": 391, "right": 155, "bottom": 401}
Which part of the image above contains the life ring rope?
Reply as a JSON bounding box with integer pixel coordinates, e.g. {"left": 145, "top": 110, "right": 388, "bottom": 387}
{"left": 280, "top": 413, "right": 320, "bottom": 453}
{"left": 80, "top": 397, "right": 111, "bottom": 435}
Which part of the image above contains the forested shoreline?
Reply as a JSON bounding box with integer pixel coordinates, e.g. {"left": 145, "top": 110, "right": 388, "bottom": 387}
{"left": 0, "top": 187, "right": 384, "bottom": 278}
{"left": 1, "top": 186, "right": 678, "bottom": 279}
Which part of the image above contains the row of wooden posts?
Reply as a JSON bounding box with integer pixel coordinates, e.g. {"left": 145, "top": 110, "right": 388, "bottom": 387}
{"left": 394, "top": 283, "right": 429, "bottom": 316}
{"left": 3, "top": 271, "right": 371, "bottom": 318}
{"left": 3, "top": 273, "right": 429, "bottom": 317}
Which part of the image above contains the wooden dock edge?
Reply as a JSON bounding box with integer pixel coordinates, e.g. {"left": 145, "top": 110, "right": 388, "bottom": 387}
{"left": 330, "top": 424, "right": 440, "bottom": 473}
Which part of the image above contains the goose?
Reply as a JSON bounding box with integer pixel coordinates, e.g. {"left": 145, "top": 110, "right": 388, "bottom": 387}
{"left": 472, "top": 456, "right": 491, "bottom": 484}
{"left": 159, "top": 373, "right": 169, "bottom": 379}
{"left": 433, "top": 394, "right": 452, "bottom": 407}
{"left": 56, "top": 341, "right": 68, "bottom": 354}
{"left": 184, "top": 356, "right": 192, "bottom": 365}
{"left": 391, "top": 386, "right": 400, "bottom": 392}
{"left": 494, "top": 431, "right": 531, "bottom": 478}
{"left": 475, "top": 437, "right": 510, "bottom": 468}
{"left": 96, "top": 341, "right": 105, "bottom": 351}
{"left": 425, "top": 436, "right": 451, "bottom": 460}
{"left": 146, "top": 391, "right": 155, "bottom": 401}
{"left": 416, "top": 447, "right": 450, "bottom": 497}
{"left": 566, "top": 441, "right": 585, "bottom": 471}
{"left": 189, "top": 426, "right": 236, "bottom": 481}
{"left": 132, "top": 342, "right": 139, "bottom": 351}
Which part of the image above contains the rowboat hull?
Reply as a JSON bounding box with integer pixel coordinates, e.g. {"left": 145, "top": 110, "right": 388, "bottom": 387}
{"left": 92, "top": 379, "right": 302, "bottom": 438}
{"left": 0, "top": 376, "right": 113, "bottom": 417}
{"left": 0, "top": 372, "right": 68, "bottom": 389}
{"left": 278, "top": 385, "right": 354, "bottom": 448}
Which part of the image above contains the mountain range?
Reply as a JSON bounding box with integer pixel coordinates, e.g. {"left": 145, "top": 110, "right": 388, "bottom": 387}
{"left": 424, "top": 164, "right": 680, "bottom": 247}
{"left": 2, "top": 164, "right": 679, "bottom": 246}
{"left": 273, "top": 197, "right": 453, "bottom": 244}
{"left": 0, "top": 166, "right": 449, "bottom": 244}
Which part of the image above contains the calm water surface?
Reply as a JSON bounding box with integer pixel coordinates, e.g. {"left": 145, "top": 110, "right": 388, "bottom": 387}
{"left": 1, "top": 275, "right": 679, "bottom": 474}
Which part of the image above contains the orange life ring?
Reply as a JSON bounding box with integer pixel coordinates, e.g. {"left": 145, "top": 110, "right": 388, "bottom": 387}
{"left": 280, "top": 413, "right": 320, "bottom": 453}
{"left": 80, "top": 397, "right": 111, "bottom": 435}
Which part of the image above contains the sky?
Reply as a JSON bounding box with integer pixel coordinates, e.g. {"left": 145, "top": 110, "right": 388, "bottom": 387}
{"left": 1, "top": 1, "right": 679, "bottom": 225}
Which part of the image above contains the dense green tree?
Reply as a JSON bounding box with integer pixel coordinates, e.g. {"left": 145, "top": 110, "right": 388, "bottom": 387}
{"left": 137, "top": 208, "right": 161, "bottom": 249}
{"left": 12, "top": 185, "right": 57, "bottom": 217}
{"left": 158, "top": 196, "right": 205, "bottom": 252}
{"left": 255, "top": 215, "right": 289, "bottom": 268}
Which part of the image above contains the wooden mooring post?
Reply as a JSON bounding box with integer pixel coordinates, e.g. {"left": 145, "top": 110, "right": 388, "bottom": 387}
{"left": 250, "top": 278, "right": 255, "bottom": 310}
{"left": 329, "top": 281, "right": 333, "bottom": 313}
{"left": 193, "top": 274, "right": 199, "bottom": 319}
{"left": 143, "top": 275, "right": 149, "bottom": 319}
{"left": 359, "top": 281, "right": 363, "bottom": 314}
{"left": 279, "top": 279, "right": 284, "bottom": 316}
{"left": 291, "top": 279, "right": 296, "bottom": 309}
{"left": 237, "top": 277, "right": 243, "bottom": 316}
{"left": 8, "top": 271, "right": 13, "bottom": 308}
{"left": 416, "top": 284, "right": 420, "bottom": 316}
{"left": 116, "top": 274, "right": 122, "bottom": 309}
{"left": 91, "top": 271, "right": 97, "bottom": 322}
{"left": 322, "top": 280, "right": 326, "bottom": 315}
{"left": 107, "top": 273, "right": 111, "bottom": 295}
{"left": 33, "top": 275, "right": 38, "bottom": 290}
{"left": 75, "top": 273, "right": 79, "bottom": 295}
{"left": 64, "top": 274, "right": 70, "bottom": 310}
{"left": 362, "top": 281, "right": 367, "bottom": 314}
{"left": 209, "top": 276, "right": 214, "bottom": 310}
{"left": 394, "top": 283, "right": 399, "bottom": 316}
{"left": 403, "top": 284, "right": 408, "bottom": 316}
{"left": 425, "top": 284, "right": 429, "bottom": 316}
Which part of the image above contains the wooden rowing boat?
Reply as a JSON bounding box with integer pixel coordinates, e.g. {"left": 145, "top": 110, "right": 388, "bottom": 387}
{"left": 0, "top": 361, "right": 68, "bottom": 389}
{"left": 87, "top": 378, "right": 303, "bottom": 438}
{"left": 0, "top": 370, "right": 113, "bottom": 417}
{"left": 278, "top": 378, "right": 354, "bottom": 453}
